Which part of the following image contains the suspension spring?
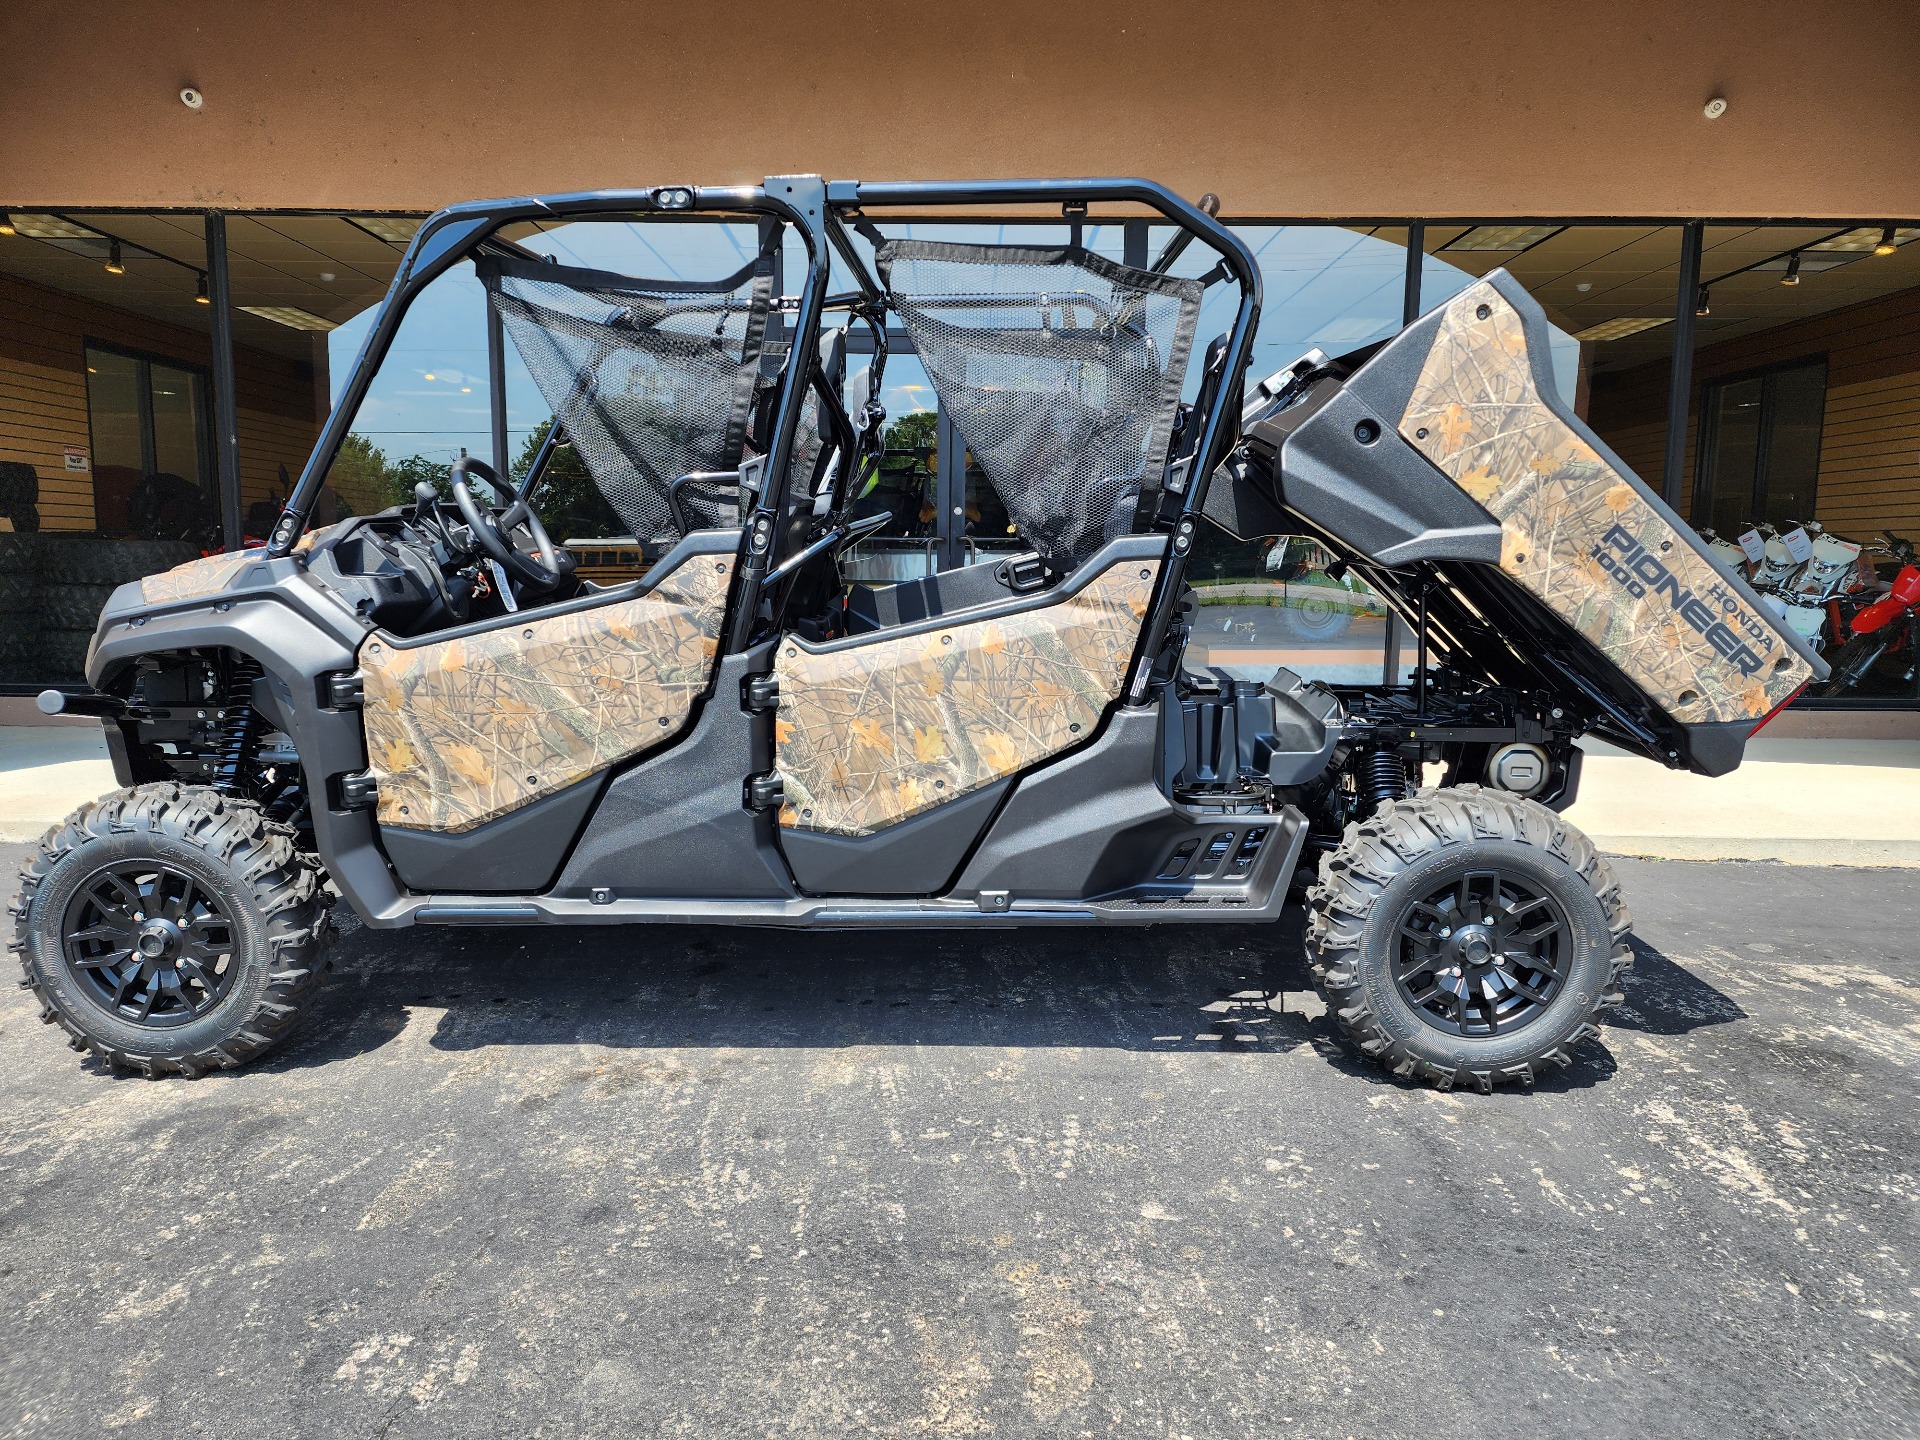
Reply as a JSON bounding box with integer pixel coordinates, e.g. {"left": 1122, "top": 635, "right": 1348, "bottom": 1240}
{"left": 1360, "top": 748, "right": 1410, "bottom": 811}
{"left": 211, "top": 654, "right": 265, "bottom": 796}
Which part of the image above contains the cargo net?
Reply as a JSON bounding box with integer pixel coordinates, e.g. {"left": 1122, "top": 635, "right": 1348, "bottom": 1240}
{"left": 876, "top": 240, "right": 1202, "bottom": 570}
{"left": 480, "top": 249, "right": 775, "bottom": 542}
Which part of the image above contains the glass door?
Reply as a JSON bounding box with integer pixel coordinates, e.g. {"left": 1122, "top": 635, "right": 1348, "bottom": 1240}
{"left": 84, "top": 343, "right": 215, "bottom": 543}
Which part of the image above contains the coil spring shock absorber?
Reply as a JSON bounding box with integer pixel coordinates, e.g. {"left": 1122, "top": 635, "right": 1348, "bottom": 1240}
{"left": 211, "top": 654, "right": 265, "bottom": 796}
{"left": 1359, "top": 747, "right": 1410, "bottom": 813}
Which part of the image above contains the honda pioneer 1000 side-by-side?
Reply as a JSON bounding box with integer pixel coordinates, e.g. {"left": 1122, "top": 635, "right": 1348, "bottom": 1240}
{"left": 15, "top": 178, "right": 1823, "bottom": 1089}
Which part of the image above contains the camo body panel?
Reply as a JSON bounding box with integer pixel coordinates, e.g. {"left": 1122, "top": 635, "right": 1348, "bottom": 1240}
{"left": 360, "top": 551, "right": 734, "bottom": 833}
{"left": 1400, "top": 282, "right": 1813, "bottom": 724}
{"left": 774, "top": 553, "right": 1159, "bottom": 837}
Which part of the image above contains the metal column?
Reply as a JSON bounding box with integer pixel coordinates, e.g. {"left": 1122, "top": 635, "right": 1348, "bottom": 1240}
{"left": 204, "top": 212, "right": 243, "bottom": 550}
{"left": 1401, "top": 221, "right": 1425, "bottom": 327}
{"left": 1662, "top": 221, "right": 1704, "bottom": 509}
{"left": 487, "top": 303, "right": 509, "bottom": 475}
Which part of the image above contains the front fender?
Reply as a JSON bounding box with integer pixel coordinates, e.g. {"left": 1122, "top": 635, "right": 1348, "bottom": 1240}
{"left": 88, "top": 567, "right": 413, "bottom": 926}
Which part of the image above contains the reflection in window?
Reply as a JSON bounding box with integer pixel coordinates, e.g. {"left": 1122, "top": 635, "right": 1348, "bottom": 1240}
{"left": 323, "top": 260, "right": 493, "bottom": 521}
{"left": 841, "top": 350, "right": 941, "bottom": 582}
{"left": 1697, "top": 359, "right": 1828, "bottom": 535}
{"left": 1186, "top": 524, "right": 1394, "bottom": 684}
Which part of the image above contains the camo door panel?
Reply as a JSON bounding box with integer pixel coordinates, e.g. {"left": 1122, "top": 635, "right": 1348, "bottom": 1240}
{"left": 774, "top": 551, "right": 1160, "bottom": 836}
{"left": 1399, "top": 282, "right": 1814, "bottom": 724}
{"left": 360, "top": 549, "right": 735, "bottom": 832}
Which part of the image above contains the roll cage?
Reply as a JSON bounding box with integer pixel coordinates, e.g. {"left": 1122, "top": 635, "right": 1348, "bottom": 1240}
{"left": 267, "top": 175, "right": 1263, "bottom": 702}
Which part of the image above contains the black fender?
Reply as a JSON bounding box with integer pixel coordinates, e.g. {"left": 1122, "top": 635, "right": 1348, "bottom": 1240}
{"left": 88, "top": 559, "right": 413, "bottom": 925}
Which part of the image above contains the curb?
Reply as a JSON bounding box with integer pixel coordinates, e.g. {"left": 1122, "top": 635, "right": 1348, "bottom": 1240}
{"left": 1594, "top": 835, "right": 1920, "bottom": 868}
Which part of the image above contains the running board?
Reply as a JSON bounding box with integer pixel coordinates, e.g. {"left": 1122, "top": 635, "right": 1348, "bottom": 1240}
{"left": 398, "top": 811, "right": 1305, "bottom": 930}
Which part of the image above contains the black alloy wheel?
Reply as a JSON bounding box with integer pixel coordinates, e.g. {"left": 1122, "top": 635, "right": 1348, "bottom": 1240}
{"left": 1305, "top": 785, "right": 1632, "bottom": 1091}
{"left": 1392, "top": 867, "right": 1568, "bottom": 1037}
{"left": 17, "top": 783, "right": 334, "bottom": 1076}
{"left": 63, "top": 862, "right": 238, "bottom": 1027}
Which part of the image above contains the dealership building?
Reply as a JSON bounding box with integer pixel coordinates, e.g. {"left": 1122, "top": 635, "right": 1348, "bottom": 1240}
{"left": 1, "top": 0, "right": 1916, "bottom": 722}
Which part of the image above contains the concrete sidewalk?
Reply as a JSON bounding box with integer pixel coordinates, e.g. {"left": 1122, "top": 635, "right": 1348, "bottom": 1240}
{"left": 1, "top": 722, "right": 1916, "bottom": 864}
{"left": 1565, "top": 737, "right": 1920, "bottom": 866}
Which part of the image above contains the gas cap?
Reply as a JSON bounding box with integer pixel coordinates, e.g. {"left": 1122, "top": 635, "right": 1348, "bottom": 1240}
{"left": 1487, "top": 742, "right": 1550, "bottom": 798}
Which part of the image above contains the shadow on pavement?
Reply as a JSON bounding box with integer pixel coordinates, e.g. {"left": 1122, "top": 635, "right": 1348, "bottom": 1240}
{"left": 1608, "top": 937, "right": 1748, "bottom": 1036}
{"left": 210, "top": 912, "right": 1621, "bottom": 1094}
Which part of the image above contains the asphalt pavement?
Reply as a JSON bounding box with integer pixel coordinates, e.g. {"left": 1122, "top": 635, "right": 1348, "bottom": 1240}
{"left": 1, "top": 846, "right": 1915, "bottom": 1439}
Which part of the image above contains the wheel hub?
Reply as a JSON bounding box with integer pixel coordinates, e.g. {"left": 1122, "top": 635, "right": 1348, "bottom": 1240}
{"left": 1446, "top": 923, "right": 1497, "bottom": 968}
{"left": 1393, "top": 868, "right": 1570, "bottom": 1037}
{"left": 62, "top": 862, "right": 236, "bottom": 1028}
{"left": 136, "top": 918, "right": 182, "bottom": 962}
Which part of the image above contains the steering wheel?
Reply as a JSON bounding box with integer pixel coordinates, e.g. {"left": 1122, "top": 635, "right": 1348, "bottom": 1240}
{"left": 449, "top": 457, "right": 566, "bottom": 593}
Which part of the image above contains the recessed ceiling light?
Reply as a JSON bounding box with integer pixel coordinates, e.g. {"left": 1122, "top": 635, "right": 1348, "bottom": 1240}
{"left": 6, "top": 214, "right": 95, "bottom": 240}
{"left": 1441, "top": 225, "right": 1565, "bottom": 253}
{"left": 1571, "top": 316, "right": 1673, "bottom": 342}
{"left": 1810, "top": 226, "right": 1917, "bottom": 253}
{"left": 238, "top": 305, "right": 336, "bottom": 331}
{"left": 1753, "top": 250, "right": 1853, "bottom": 275}
{"left": 351, "top": 217, "right": 423, "bottom": 243}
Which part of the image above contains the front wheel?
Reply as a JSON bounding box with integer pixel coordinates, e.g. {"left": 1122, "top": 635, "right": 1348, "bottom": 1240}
{"left": 1305, "top": 786, "right": 1631, "bottom": 1091}
{"left": 12, "top": 784, "right": 333, "bottom": 1077}
{"left": 1820, "top": 631, "right": 1889, "bottom": 696}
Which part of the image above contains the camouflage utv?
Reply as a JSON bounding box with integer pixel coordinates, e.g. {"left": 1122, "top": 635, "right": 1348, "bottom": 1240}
{"left": 15, "top": 177, "right": 1822, "bottom": 1090}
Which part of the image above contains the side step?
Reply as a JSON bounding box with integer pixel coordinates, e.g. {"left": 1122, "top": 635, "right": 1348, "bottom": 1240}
{"left": 386, "top": 811, "right": 1305, "bottom": 930}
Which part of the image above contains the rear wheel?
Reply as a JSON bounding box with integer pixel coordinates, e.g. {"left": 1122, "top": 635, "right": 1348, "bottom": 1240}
{"left": 12, "top": 784, "right": 333, "bottom": 1077}
{"left": 1305, "top": 785, "right": 1631, "bottom": 1091}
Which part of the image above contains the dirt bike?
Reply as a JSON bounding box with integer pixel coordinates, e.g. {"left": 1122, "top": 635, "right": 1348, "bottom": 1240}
{"left": 1822, "top": 532, "right": 1920, "bottom": 695}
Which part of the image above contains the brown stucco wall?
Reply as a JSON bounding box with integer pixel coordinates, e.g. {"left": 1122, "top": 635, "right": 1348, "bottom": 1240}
{"left": 1, "top": 1, "right": 1915, "bottom": 219}
{"left": 1588, "top": 284, "right": 1920, "bottom": 537}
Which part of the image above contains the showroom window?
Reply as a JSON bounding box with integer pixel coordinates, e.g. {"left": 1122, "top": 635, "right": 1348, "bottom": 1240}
{"left": 83, "top": 341, "right": 215, "bottom": 544}
{"left": 1694, "top": 357, "right": 1828, "bottom": 536}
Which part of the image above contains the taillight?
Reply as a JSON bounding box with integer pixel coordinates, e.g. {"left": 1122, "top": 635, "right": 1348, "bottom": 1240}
{"left": 1748, "top": 681, "right": 1809, "bottom": 738}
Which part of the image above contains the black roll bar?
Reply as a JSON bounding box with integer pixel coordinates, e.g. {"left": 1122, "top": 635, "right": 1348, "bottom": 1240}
{"left": 266, "top": 183, "right": 829, "bottom": 565}
{"left": 823, "top": 178, "right": 1264, "bottom": 702}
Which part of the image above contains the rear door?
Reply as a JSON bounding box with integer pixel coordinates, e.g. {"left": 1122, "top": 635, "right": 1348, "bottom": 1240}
{"left": 768, "top": 237, "right": 1203, "bottom": 895}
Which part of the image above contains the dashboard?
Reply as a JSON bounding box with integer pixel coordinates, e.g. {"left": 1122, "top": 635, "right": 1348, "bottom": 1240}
{"left": 299, "top": 503, "right": 579, "bottom": 637}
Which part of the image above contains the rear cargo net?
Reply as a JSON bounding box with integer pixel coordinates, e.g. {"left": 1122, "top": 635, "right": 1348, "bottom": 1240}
{"left": 876, "top": 241, "right": 1202, "bottom": 570}
{"left": 479, "top": 247, "right": 775, "bottom": 543}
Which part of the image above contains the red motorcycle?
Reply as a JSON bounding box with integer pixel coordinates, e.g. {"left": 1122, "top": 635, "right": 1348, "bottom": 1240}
{"left": 1822, "top": 531, "right": 1920, "bottom": 695}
